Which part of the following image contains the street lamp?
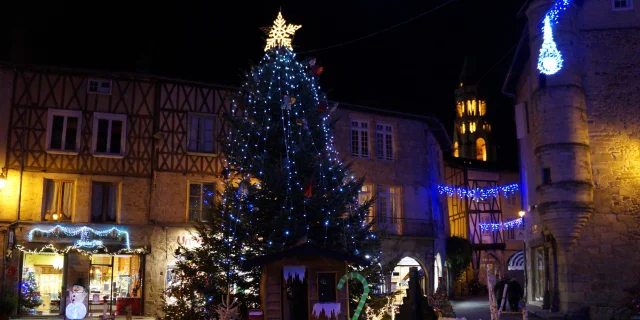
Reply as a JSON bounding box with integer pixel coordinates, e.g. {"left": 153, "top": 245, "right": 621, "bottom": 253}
{"left": 518, "top": 210, "right": 527, "bottom": 311}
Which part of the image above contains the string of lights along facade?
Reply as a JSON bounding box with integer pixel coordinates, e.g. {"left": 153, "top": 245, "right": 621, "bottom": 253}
{"left": 503, "top": 0, "right": 640, "bottom": 316}
{"left": 452, "top": 83, "right": 496, "bottom": 162}
{"left": 0, "top": 55, "right": 452, "bottom": 318}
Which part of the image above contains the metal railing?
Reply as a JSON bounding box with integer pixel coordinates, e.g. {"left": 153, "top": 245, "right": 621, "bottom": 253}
{"left": 367, "top": 216, "right": 436, "bottom": 238}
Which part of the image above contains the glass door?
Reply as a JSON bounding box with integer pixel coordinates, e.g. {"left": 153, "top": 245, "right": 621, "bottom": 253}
{"left": 89, "top": 256, "right": 114, "bottom": 316}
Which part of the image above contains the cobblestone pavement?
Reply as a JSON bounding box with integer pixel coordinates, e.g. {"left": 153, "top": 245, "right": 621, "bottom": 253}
{"left": 451, "top": 295, "right": 535, "bottom": 320}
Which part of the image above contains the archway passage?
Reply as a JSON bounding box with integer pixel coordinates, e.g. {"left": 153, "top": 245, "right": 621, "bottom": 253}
{"left": 391, "top": 257, "right": 428, "bottom": 307}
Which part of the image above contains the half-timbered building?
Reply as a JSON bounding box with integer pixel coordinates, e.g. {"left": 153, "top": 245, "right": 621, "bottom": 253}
{"left": 0, "top": 64, "right": 451, "bottom": 318}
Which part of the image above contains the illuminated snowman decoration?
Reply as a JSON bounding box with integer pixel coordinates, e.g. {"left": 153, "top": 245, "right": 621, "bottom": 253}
{"left": 66, "top": 285, "right": 88, "bottom": 319}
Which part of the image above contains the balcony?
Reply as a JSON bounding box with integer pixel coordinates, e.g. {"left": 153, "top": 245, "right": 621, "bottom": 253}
{"left": 368, "top": 216, "right": 436, "bottom": 238}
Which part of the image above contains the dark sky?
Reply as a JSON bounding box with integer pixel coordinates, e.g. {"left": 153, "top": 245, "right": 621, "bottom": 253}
{"left": 0, "top": 1, "right": 526, "bottom": 168}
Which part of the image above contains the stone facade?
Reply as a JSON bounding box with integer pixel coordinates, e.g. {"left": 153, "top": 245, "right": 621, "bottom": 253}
{"left": 332, "top": 104, "right": 450, "bottom": 295}
{"left": 504, "top": 0, "right": 640, "bottom": 316}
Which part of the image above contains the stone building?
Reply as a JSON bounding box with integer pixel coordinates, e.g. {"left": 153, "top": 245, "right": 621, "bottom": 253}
{"left": 0, "top": 64, "right": 451, "bottom": 317}
{"left": 502, "top": 0, "right": 640, "bottom": 317}
{"left": 452, "top": 84, "right": 496, "bottom": 162}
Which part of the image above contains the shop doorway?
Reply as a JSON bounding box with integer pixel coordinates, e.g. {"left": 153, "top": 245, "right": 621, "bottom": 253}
{"left": 20, "top": 253, "right": 65, "bottom": 315}
{"left": 88, "top": 255, "right": 143, "bottom": 316}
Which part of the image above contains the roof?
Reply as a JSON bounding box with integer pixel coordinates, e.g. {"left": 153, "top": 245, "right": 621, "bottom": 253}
{"left": 444, "top": 155, "right": 517, "bottom": 173}
{"left": 337, "top": 102, "right": 453, "bottom": 152}
{"left": 0, "top": 62, "right": 452, "bottom": 151}
{"left": 242, "top": 242, "right": 369, "bottom": 269}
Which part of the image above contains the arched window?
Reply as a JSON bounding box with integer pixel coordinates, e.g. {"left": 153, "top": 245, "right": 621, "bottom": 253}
{"left": 456, "top": 101, "right": 464, "bottom": 117}
{"left": 476, "top": 138, "right": 487, "bottom": 161}
{"left": 453, "top": 142, "right": 459, "bottom": 157}
{"left": 469, "top": 122, "right": 476, "bottom": 133}
{"left": 479, "top": 100, "right": 487, "bottom": 116}
{"left": 461, "top": 123, "right": 466, "bottom": 134}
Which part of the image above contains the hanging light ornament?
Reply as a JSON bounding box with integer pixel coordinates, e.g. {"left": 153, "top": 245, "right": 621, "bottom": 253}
{"left": 537, "top": 0, "right": 571, "bottom": 75}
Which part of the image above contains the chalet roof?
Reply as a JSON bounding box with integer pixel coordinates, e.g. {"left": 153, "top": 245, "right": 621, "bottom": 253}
{"left": 242, "top": 242, "right": 369, "bottom": 269}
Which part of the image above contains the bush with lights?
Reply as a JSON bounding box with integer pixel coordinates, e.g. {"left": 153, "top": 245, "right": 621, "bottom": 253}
{"left": 161, "top": 12, "right": 385, "bottom": 320}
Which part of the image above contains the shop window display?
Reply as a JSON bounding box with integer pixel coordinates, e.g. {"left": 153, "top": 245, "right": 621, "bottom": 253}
{"left": 88, "top": 255, "right": 143, "bottom": 316}
{"left": 21, "top": 253, "right": 65, "bottom": 315}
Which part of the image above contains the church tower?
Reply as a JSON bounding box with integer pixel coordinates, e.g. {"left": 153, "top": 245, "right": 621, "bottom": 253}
{"left": 452, "top": 79, "right": 496, "bottom": 162}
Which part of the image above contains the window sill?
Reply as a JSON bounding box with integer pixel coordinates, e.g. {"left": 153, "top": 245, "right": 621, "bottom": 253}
{"left": 376, "top": 157, "right": 396, "bottom": 162}
{"left": 351, "top": 155, "right": 370, "bottom": 159}
{"left": 612, "top": 7, "right": 634, "bottom": 11}
{"left": 92, "top": 153, "right": 125, "bottom": 159}
{"left": 46, "top": 149, "right": 80, "bottom": 156}
{"left": 186, "top": 151, "right": 219, "bottom": 157}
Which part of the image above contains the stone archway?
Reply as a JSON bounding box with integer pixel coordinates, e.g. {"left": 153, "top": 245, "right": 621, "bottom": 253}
{"left": 390, "top": 256, "right": 430, "bottom": 307}
{"left": 434, "top": 253, "right": 443, "bottom": 292}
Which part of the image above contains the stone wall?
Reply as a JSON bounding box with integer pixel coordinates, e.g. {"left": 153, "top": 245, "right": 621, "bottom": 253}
{"left": 562, "top": 27, "right": 640, "bottom": 310}
{"left": 0, "top": 170, "right": 150, "bottom": 224}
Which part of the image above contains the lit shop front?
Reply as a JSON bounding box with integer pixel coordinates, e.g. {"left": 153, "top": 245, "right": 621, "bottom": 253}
{"left": 11, "top": 224, "right": 148, "bottom": 317}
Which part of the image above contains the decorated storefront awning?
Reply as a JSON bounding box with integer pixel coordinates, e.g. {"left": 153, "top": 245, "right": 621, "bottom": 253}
{"left": 16, "top": 225, "right": 148, "bottom": 256}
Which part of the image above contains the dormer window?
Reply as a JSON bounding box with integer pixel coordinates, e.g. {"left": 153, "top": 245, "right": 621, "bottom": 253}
{"left": 88, "top": 78, "right": 112, "bottom": 94}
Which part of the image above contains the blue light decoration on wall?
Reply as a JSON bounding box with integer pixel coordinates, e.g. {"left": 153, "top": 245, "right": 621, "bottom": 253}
{"left": 537, "top": 0, "right": 571, "bottom": 75}
{"left": 28, "top": 225, "right": 130, "bottom": 249}
{"left": 479, "top": 218, "right": 523, "bottom": 232}
{"left": 437, "top": 183, "right": 519, "bottom": 202}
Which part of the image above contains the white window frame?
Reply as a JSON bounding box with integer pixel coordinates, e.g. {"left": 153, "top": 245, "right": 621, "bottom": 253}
{"left": 87, "top": 78, "right": 112, "bottom": 95}
{"left": 376, "top": 123, "right": 395, "bottom": 160}
{"left": 612, "top": 0, "right": 633, "bottom": 10}
{"left": 187, "top": 181, "right": 216, "bottom": 222}
{"left": 92, "top": 112, "right": 127, "bottom": 158}
{"left": 350, "top": 120, "right": 369, "bottom": 158}
{"left": 46, "top": 109, "right": 82, "bottom": 155}
{"left": 187, "top": 113, "right": 217, "bottom": 156}
{"left": 377, "top": 186, "right": 400, "bottom": 224}
{"left": 358, "top": 184, "right": 373, "bottom": 217}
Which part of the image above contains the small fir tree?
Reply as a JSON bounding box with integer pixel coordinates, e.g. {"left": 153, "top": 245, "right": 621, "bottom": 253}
{"left": 428, "top": 281, "right": 456, "bottom": 318}
{"left": 20, "top": 270, "right": 43, "bottom": 311}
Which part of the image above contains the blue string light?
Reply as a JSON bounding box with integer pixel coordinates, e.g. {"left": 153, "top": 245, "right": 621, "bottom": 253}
{"left": 437, "top": 183, "right": 519, "bottom": 201}
{"left": 537, "top": 0, "right": 571, "bottom": 75}
{"left": 479, "top": 218, "right": 523, "bottom": 232}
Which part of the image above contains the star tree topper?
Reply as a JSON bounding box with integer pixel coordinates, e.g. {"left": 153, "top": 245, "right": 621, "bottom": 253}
{"left": 264, "top": 11, "right": 301, "bottom": 52}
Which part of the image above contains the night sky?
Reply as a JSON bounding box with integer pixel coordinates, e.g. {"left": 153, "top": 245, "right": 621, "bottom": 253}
{"left": 0, "top": 1, "right": 526, "bottom": 168}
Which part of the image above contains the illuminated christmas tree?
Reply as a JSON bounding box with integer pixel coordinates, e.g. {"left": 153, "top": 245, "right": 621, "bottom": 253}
{"left": 20, "top": 270, "right": 43, "bottom": 312}
{"left": 162, "top": 11, "right": 384, "bottom": 319}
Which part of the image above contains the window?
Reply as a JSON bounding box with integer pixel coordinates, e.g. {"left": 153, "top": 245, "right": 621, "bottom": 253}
{"left": 453, "top": 142, "right": 459, "bottom": 158}
{"left": 188, "top": 114, "right": 216, "bottom": 154}
{"left": 376, "top": 123, "right": 394, "bottom": 160}
{"left": 456, "top": 101, "right": 464, "bottom": 117}
{"left": 92, "top": 113, "right": 127, "bottom": 157}
{"left": 88, "top": 78, "right": 112, "bottom": 94}
{"left": 358, "top": 185, "right": 373, "bottom": 216}
{"left": 91, "top": 182, "right": 118, "bottom": 223}
{"left": 47, "top": 109, "right": 82, "bottom": 153}
{"left": 378, "top": 186, "right": 399, "bottom": 224}
{"left": 479, "top": 100, "right": 487, "bottom": 116}
{"left": 351, "top": 120, "right": 369, "bottom": 157}
{"left": 613, "top": 0, "right": 633, "bottom": 10}
{"left": 461, "top": 123, "right": 466, "bottom": 134}
{"left": 189, "top": 182, "right": 215, "bottom": 222}
{"left": 476, "top": 138, "right": 487, "bottom": 161}
{"left": 317, "top": 272, "right": 337, "bottom": 303}
{"left": 43, "top": 179, "right": 74, "bottom": 221}
{"left": 469, "top": 122, "right": 476, "bottom": 133}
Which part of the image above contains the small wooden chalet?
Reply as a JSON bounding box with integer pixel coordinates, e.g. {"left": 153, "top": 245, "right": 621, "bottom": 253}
{"left": 243, "top": 243, "right": 368, "bottom": 320}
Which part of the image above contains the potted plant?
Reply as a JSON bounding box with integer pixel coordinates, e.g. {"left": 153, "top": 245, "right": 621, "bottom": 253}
{"left": 0, "top": 294, "right": 18, "bottom": 320}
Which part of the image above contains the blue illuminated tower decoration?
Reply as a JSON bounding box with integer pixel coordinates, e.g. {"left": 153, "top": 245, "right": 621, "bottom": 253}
{"left": 452, "top": 60, "right": 496, "bottom": 162}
